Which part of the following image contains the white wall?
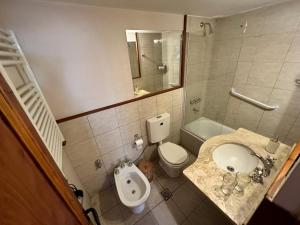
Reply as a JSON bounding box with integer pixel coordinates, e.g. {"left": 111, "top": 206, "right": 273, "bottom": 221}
{"left": 0, "top": 0, "right": 183, "bottom": 119}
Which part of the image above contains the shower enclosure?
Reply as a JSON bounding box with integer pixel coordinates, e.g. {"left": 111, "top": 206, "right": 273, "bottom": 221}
{"left": 182, "top": 10, "right": 300, "bottom": 154}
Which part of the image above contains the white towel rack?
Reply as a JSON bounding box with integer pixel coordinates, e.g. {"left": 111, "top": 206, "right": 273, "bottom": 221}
{"left": 230, "top": 88, "right": 279, "bottom": 111}
{"left": 0, "top": 29, "right": 65, "bottom": 170}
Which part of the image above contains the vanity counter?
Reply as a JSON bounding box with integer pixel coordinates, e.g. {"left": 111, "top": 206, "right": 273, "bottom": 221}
{"left": 183, "top": 128, "right": 291, "bottom": 225}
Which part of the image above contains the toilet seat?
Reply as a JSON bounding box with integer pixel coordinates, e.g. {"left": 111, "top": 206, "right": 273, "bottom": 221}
{"left": 158, "top": 142, "right": 188, "bottom": 166}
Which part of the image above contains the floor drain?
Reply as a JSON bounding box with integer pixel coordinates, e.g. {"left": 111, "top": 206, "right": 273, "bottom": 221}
{"left": 132, "top": 190, "right": 136, "bottom": 194}
{"left": 161, "top": 188, "right": 172, "bottom": 201}
{"left": 127, "top": 179, "right": 131, "bottom": 184}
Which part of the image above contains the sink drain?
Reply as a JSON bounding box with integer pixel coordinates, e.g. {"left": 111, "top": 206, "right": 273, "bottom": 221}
{"left": 227, "top": 166, "right": 235, "bottom": 172}
{"left": 127, "top": 179, "right": 131, "bottom": 184}
{"left": 132, "top": 190, "right": 136, "bottom": 194}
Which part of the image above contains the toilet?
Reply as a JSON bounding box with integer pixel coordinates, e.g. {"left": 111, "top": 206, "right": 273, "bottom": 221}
{"left": 114, "top": 161, "right": 150, "bottom": 214}
{"left": 147, "top": 113, "right": 189, "bottom": 178}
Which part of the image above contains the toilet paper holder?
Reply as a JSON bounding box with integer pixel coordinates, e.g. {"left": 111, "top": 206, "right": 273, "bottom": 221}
{"left": 133, "top": 134, "right": 144, "bottom": 149}
{"left": 134, "top": 134, "right": 141, "bottom": 140}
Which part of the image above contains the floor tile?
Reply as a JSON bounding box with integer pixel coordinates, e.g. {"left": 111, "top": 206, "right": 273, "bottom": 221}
{"left": 151, "top": 199, "right": 185, "bottom": 225}
{"left": 119, "top": 203, "right": 151, "bottom": 225}
{"left": 92, "top": 187, "right": 119, "bottom": 215}
{"left": 156, "top": 173, "right": 187, "bottom": 193}
{"left": 100, "top": 205, "right": 125, "bottom": 225}
{"left": 135, "top": 212, "right": 159, "bottom": 225}
{"left": 146, "top": 180, "right": 164, "bottom": 210}
{"left": 172, "top": 181, "right": 203, "bottom": 217}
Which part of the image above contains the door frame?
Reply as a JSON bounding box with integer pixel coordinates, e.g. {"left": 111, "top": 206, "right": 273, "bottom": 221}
{"left": 0, "top": 73, "right": 89, "bottom": 225}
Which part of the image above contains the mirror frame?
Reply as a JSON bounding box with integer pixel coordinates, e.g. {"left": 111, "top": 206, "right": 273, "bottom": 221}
{"left": 57, "top": 15, "right": 187, "bottom": 123}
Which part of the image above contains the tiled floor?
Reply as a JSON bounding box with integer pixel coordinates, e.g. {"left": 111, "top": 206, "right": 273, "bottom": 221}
{"left": 91, "top": 160, "right": 233, "bottom": 225}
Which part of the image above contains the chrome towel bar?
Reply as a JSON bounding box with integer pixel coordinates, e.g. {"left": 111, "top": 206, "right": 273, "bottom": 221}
{"left": 230, "top": 88, "right": 279, "bottom": 111}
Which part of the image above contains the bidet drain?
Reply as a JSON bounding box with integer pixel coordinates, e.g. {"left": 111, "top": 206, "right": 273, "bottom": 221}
{"left": 132, "top": 190, "right": 136, "bottom": 194}
{"left": 227, "top": 166, "right": 235, "bottom": 172}
{"left": 127, "top": 179, "right": 131, "bottom": 184}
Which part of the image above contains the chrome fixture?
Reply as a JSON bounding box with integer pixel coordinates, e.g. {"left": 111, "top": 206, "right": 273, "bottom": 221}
{"left": 250, "top": 167, "right": 264, "bottom": 184}
{"left": 114, "top": 168, "right": 120, "bottom": 175}
{"left": 200, "top": 22, "right": 214, "bottom": 36}
{"left": 94, "top": 159, "right": 102, "bottom": 170}
{"left": 141, "top": 53, "right": 168, "bottom": 73}
{"left": 192, "top": 107, "right": 200, "bottom": 113}
{"left": 127, "top": 161, "right": 133, "bottom": 167}
{"left": 190, "top": 97, "right": 202, "bottom": 105}
{"left": 249, "top": 151, "right": 275, "bottom": 177}
{"left": 230, "top": 88, "right": 279, "bottom": 111}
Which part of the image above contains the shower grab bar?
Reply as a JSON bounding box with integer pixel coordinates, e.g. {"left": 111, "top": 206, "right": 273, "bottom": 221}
{"left": 230, "top": 88, "right": 279, "bottom": 111}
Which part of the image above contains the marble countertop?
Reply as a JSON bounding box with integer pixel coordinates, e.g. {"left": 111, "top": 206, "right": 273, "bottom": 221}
{"left": 183, "top": 128, "right": 291, "bottom": 225}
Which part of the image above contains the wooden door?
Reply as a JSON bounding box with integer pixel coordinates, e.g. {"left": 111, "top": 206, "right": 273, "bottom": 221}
{"left": 0, "top": 73, "right": 89, "bottom": 225}
{"left": 0, "top": 116, "right": 82, "bottom": 225}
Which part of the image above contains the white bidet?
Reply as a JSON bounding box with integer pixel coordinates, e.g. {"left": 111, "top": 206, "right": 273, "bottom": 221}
{"left": 114, "top": 162, "right": 151, "bottom": 214}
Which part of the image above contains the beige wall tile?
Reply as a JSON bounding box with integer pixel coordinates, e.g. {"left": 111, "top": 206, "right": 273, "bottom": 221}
{"left": 64, "top": 138, "right": 100, "bottom": 168}
{"left": 233, "top": 62, "right": 252, "bottom": 85}
{"left": 59, "top": 117, "right": 93, "bottom": 145}
{"left": 275, "top": 63, "right": 300, "bottom": 90}
{"left": 172, "top": 88, "right": 184, "bottom": 107}
{"left": 115, "top": 102, "right": 139, "bottom": 126}
{"left": 76, "top": 160, "right": 106, "bottom": 181}
{"left": 138, "top": 96, "right": 157, "bottom": 118}
{"left": 286, "top": 116, "right": 300, "bottom": 141}
{"left": 247, "top": 62, "right": 282, "bottom": 88}
{"left": 254, "top": 33, "right": 294, "bottom": 62}
{"left": 286, "top": 34, "right": 300, "bottom": 62}
{"left": 156, "top": 92, "right": 172, "bottom": 112}
{"left": 119, "top": 121, "right": 142, "bottom": 145}
{"left": 95, "top": 129, "right": 123, "bottom": 155}
{"left": 82, "top": 172, "right": 110, "bottom": 195}
{"left": 102, "top": 147, "right": 126, "bottom": 174}
{"left": 87, "top": 108, "right": 118, "bottom": 136}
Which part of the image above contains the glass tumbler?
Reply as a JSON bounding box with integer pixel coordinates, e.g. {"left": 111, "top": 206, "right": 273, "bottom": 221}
{"left": 221, "top": 173, "right": 237, "bottom": 196}
{"left": 233, "top": 173, "right": 251, "bottom": 196}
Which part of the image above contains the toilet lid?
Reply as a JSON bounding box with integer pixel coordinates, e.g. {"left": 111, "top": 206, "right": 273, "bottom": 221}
{"left": 159, "top": 142, "right": 188, "bottom": 165}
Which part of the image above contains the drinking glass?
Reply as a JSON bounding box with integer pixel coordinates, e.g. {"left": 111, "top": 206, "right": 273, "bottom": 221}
{"left": 221, "top": 173, "right": 237, "bottom": 196}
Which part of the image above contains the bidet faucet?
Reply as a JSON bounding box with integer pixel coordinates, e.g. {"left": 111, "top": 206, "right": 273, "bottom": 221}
{"left": 250, "top": 151, "right": 275, "bottom": 177}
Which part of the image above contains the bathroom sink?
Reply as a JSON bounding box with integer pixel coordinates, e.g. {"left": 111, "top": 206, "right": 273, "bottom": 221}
{"left": 134, "top": 89, "right": 150, "bottom": 97}
{"left": 212, "top": 143, "right": 258, "bottom": 173}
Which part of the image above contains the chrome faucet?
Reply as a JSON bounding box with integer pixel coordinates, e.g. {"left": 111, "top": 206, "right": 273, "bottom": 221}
{"left": 249, "top": 151, "right": 275, "bottom": 183}
{"left": 250, "top": 167, "right": 264, "bottom": 184}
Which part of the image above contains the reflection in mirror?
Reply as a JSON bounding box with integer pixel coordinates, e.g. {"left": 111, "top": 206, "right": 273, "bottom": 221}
{"left": 126, "top": 30, "right": 182, "bottom": 97}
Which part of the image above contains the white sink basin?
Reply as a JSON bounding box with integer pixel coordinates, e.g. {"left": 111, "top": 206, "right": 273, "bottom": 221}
{"left": 212, "top": 143, "right": 258, "bottom": 173}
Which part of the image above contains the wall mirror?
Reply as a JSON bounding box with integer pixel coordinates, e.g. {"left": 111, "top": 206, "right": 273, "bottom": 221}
{"left": 125, "top": 30, "right": 183, "bottom": 98}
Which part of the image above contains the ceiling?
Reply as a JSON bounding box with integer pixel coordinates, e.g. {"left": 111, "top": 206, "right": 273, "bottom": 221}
{"left": 43, "top": 0, "right": 292, "bottom": 17}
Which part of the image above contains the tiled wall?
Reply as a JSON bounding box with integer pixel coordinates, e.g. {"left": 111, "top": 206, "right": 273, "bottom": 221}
{"left": 59, "top": 88, "right": 183, "bottom": 196}
{"left": 184, "top": 16, "right": 216, "bottom": 124}
{"left": 133, "top": 33, "right": 163, "bottom": 92}
{"left": 62, "top": 151, "right": 91, "bottom": 209}
{"left": 220, "top": 0, "right": 300, "bottom": 145}
{"left": 162, "top": 31, "right": 182, "bottom": 88}
{"left": 184, "top": 0, "right": 300, "bottom": 145}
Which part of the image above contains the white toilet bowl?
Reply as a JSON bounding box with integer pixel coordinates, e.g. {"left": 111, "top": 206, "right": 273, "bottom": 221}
{"left": 114, "top": 162, "right": 151, "bottom": 214}
{"left": 158, "top": 142, "right": 189, "bottom": 177}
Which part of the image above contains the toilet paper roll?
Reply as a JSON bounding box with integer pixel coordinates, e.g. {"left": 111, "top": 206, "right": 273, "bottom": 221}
{"left": 135, "top": 138, "right": 144, "bottom": 150}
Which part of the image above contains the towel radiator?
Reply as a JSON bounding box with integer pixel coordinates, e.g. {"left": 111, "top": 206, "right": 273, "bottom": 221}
{"left": 0, "top": 29, "right": 65, "bottom": 170}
